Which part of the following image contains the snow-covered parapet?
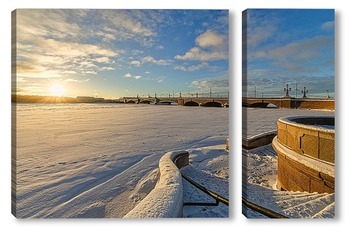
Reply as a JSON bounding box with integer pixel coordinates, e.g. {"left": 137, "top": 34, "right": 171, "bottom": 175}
{"left": 124, "top": 151, "right": 188, "bottom": 218}
{"left": 243, "top": 130, "right": 277, "bottom": 149}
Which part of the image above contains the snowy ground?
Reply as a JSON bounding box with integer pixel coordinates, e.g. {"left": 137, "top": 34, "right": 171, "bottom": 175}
{"left": 243, "top": 107, "right": 334, "bottom": 139}
{"left": 13, "top": 103, "right": 228, "bottom": 218}
{"left": 242, "top": 107, "right": 335, "bottom": 218}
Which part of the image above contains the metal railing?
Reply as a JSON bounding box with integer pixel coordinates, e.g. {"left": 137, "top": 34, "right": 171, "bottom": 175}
{"left": 182, "top": 174, "right": 229, "bottom": 206}
{"left": 242, "top": 197, "right": 288, "bottom": 218}
{"left": 173, "top": 153, "right": 229, "bottom": 207}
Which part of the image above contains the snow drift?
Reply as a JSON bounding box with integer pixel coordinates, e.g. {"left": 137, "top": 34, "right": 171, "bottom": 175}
{"left": 124, "top": 151, "right": 188, "bottom": 218}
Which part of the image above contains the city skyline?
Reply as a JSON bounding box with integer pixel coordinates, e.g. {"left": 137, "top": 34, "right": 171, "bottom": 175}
{"left": 13, "top": 9, "right": 229, "bottom": 99}
{"left": 243, "top": 9, "right": 335, "bottom": 98}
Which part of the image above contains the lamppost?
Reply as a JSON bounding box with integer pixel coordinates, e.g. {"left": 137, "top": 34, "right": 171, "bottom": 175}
{"left": 254, "top": 86, "right": 257, "bottom": 98}
{"left": 284, "top": 84, "right": 291, "bottom": 98}
{"left": 295, "top": 83, "right": 299, "bottom": 98}
{"left": 301, "top": 87, "right": 308, "bottom": 98}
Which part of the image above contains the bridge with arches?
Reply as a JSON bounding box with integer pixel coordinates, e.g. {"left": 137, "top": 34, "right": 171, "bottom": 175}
{"left": 120, "top": 96, "right": 229, "bottom": 107}
{"left": 178, "top": 97, "right": 229, "bottom": 107}
{"left": 121, "top": 96, "right": 178, "bottom": 105}
{"left": 242, "top": 97, "right": 334, "bottom": 110}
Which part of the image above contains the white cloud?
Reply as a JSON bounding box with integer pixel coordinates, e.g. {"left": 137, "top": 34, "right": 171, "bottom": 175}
{"left": 85, "top": 71, "right": 97, "bottom": 75}
{"left": 245, "top": 11, "right": 278, "bottom": 48}
{"left": 64, "top": 78, "right": 90, "bottom": 83}
{"left": 17, "top": 70, "right": 63, "bottom": 79}
{"left": 253, "top": 36, "right": 333, "bottom": 63}
{"left": 124, "top": 73, "right": 132, "bottom": 78}
{"left": 62, "top": 70, "right": 77, "bottom": 74}
{"left": 321, "top": 21, "right": 334, "bottom": 31}
{"left": 196, "top": 30, "right": 225, "bottom": 48}
{"left": 175, "top": 62, "right": 209, "bottom": 71}
{"left": 101, "top": 10, "right": 156, "bottom": 46}
{"left": 16, "top": 36, "right": 118, "bottom": 79}
{"left": 16, "top": 9, "right": 81, "bottom": 42}
{"left": 15, "top": 10, "right": 121, "bottom": 80}
{"left": 175, "top": 47, "right": 227, "bottom": 61}
{"left": 100, "top": 67, "right": 115, "bottom": 71}
{"left": 175, "top": 30, "right": 228, "bottom": 61}
{"left": 79, "top": 61, "right": 98, "bottom": 68}
{"left": 191, "top": 80, "right": 210, "bottom": 89}
{"left": 96, "top": 31, "right": 116, "bottom": 41}
{"left": 141, "top": 56, "right": 171, "bottom": 65}
{"left": 131, "top": 49, "right": 144, "bottom": 55}
{"left": 191, "top": 76, "right": 229, "bottom": 91}
{"left": 124, "top": 72, "right": 141, "bottom": 80}
{"left": 131, "top": 60, "right": 141, "bottom": 67}
{"left": 95, "top": 57, "right": 111, "bottom": 63}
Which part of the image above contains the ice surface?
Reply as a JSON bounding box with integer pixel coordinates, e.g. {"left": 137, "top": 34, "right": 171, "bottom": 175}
{"left": 13, "top": 103, "right": 228, "bottom": 218}
{"left": 243, "top": 107, "right": 334, "bottom": 139}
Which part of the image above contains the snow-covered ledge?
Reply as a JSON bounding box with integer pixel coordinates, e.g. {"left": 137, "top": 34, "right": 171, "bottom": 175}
{"left": 124, "top": 151, "right": 188, "bottom": 218}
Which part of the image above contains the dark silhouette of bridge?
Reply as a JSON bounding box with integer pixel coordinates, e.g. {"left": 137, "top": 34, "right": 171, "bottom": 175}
{"left": 120, "top": 95, "right": 229, "bottom": 107}
{"left": 242, "top": 97, "right": 334, "bottom": 110}
{"left": 178, "top": 97, "right": 229, "bottom": 107}
{"left": 121, "top": 96, "right": 178, "bottom": 105}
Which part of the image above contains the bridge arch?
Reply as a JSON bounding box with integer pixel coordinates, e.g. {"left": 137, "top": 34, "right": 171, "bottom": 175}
{"left": 184, "top": 101, "right": 199, "bottom": 106}
{"left": 249, "top": 102, "right": 269, "bottom": 108}
{"left": 202, "top": 101, "right": 223, "bottom": 107}
{"left": 267, "top": 103, "right": 278, "bottom": 108}
{"left": 247, "top": 100, "right": 281, "bottom": 108}
{"left": 158, "top": 100, "right": 177, "bottom": 105}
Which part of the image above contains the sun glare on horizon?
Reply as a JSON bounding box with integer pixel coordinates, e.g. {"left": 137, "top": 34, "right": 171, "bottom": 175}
{"left": 48, "top": 83, "right": 65, "bottom": 97}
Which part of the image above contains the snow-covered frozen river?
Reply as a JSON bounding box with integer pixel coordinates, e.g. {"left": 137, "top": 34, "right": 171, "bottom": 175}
{"left": 13, "top": 103, "right": 228, "bottom": 218}
{"left": 243, "top": 107, "right": 334, "bottom": 138}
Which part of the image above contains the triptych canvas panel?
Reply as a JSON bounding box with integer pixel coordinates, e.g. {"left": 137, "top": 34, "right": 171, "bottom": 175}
{"left": 242, "top": 9, "right": 335, "bottom": 218}
{"left": 11, "top": 8, "right": 335, "bottom": 219}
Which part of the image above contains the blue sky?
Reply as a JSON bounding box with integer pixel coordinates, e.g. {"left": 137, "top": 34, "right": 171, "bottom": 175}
{"left": 243, "top": 9, "right": 335, "bottom": 98}
{"left": 14, "top": 9, "right": 229, "bottom": 99}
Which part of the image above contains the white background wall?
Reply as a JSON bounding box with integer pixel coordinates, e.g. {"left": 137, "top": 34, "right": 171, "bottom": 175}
{"left": 1, "top": 0, "right": 348, "bottom": 225}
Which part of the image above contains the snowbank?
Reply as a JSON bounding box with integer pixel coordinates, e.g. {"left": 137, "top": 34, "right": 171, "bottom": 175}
{"left": 124, "top": 151, "right": 188, "bottom": 218}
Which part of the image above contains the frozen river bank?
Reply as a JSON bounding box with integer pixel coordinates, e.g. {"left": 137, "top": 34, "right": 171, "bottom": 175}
{"left": 13, "top": 103, "right": 228, "bottom": 218}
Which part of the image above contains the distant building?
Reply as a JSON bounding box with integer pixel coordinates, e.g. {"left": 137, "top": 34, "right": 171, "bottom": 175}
{"left": 76, "top": 96, "right": 105, "bottom": 103}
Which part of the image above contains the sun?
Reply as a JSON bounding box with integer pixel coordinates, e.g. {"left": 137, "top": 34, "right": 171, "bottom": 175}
{"left": 48, "top": 83, "right": 65, "bottom": 97}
